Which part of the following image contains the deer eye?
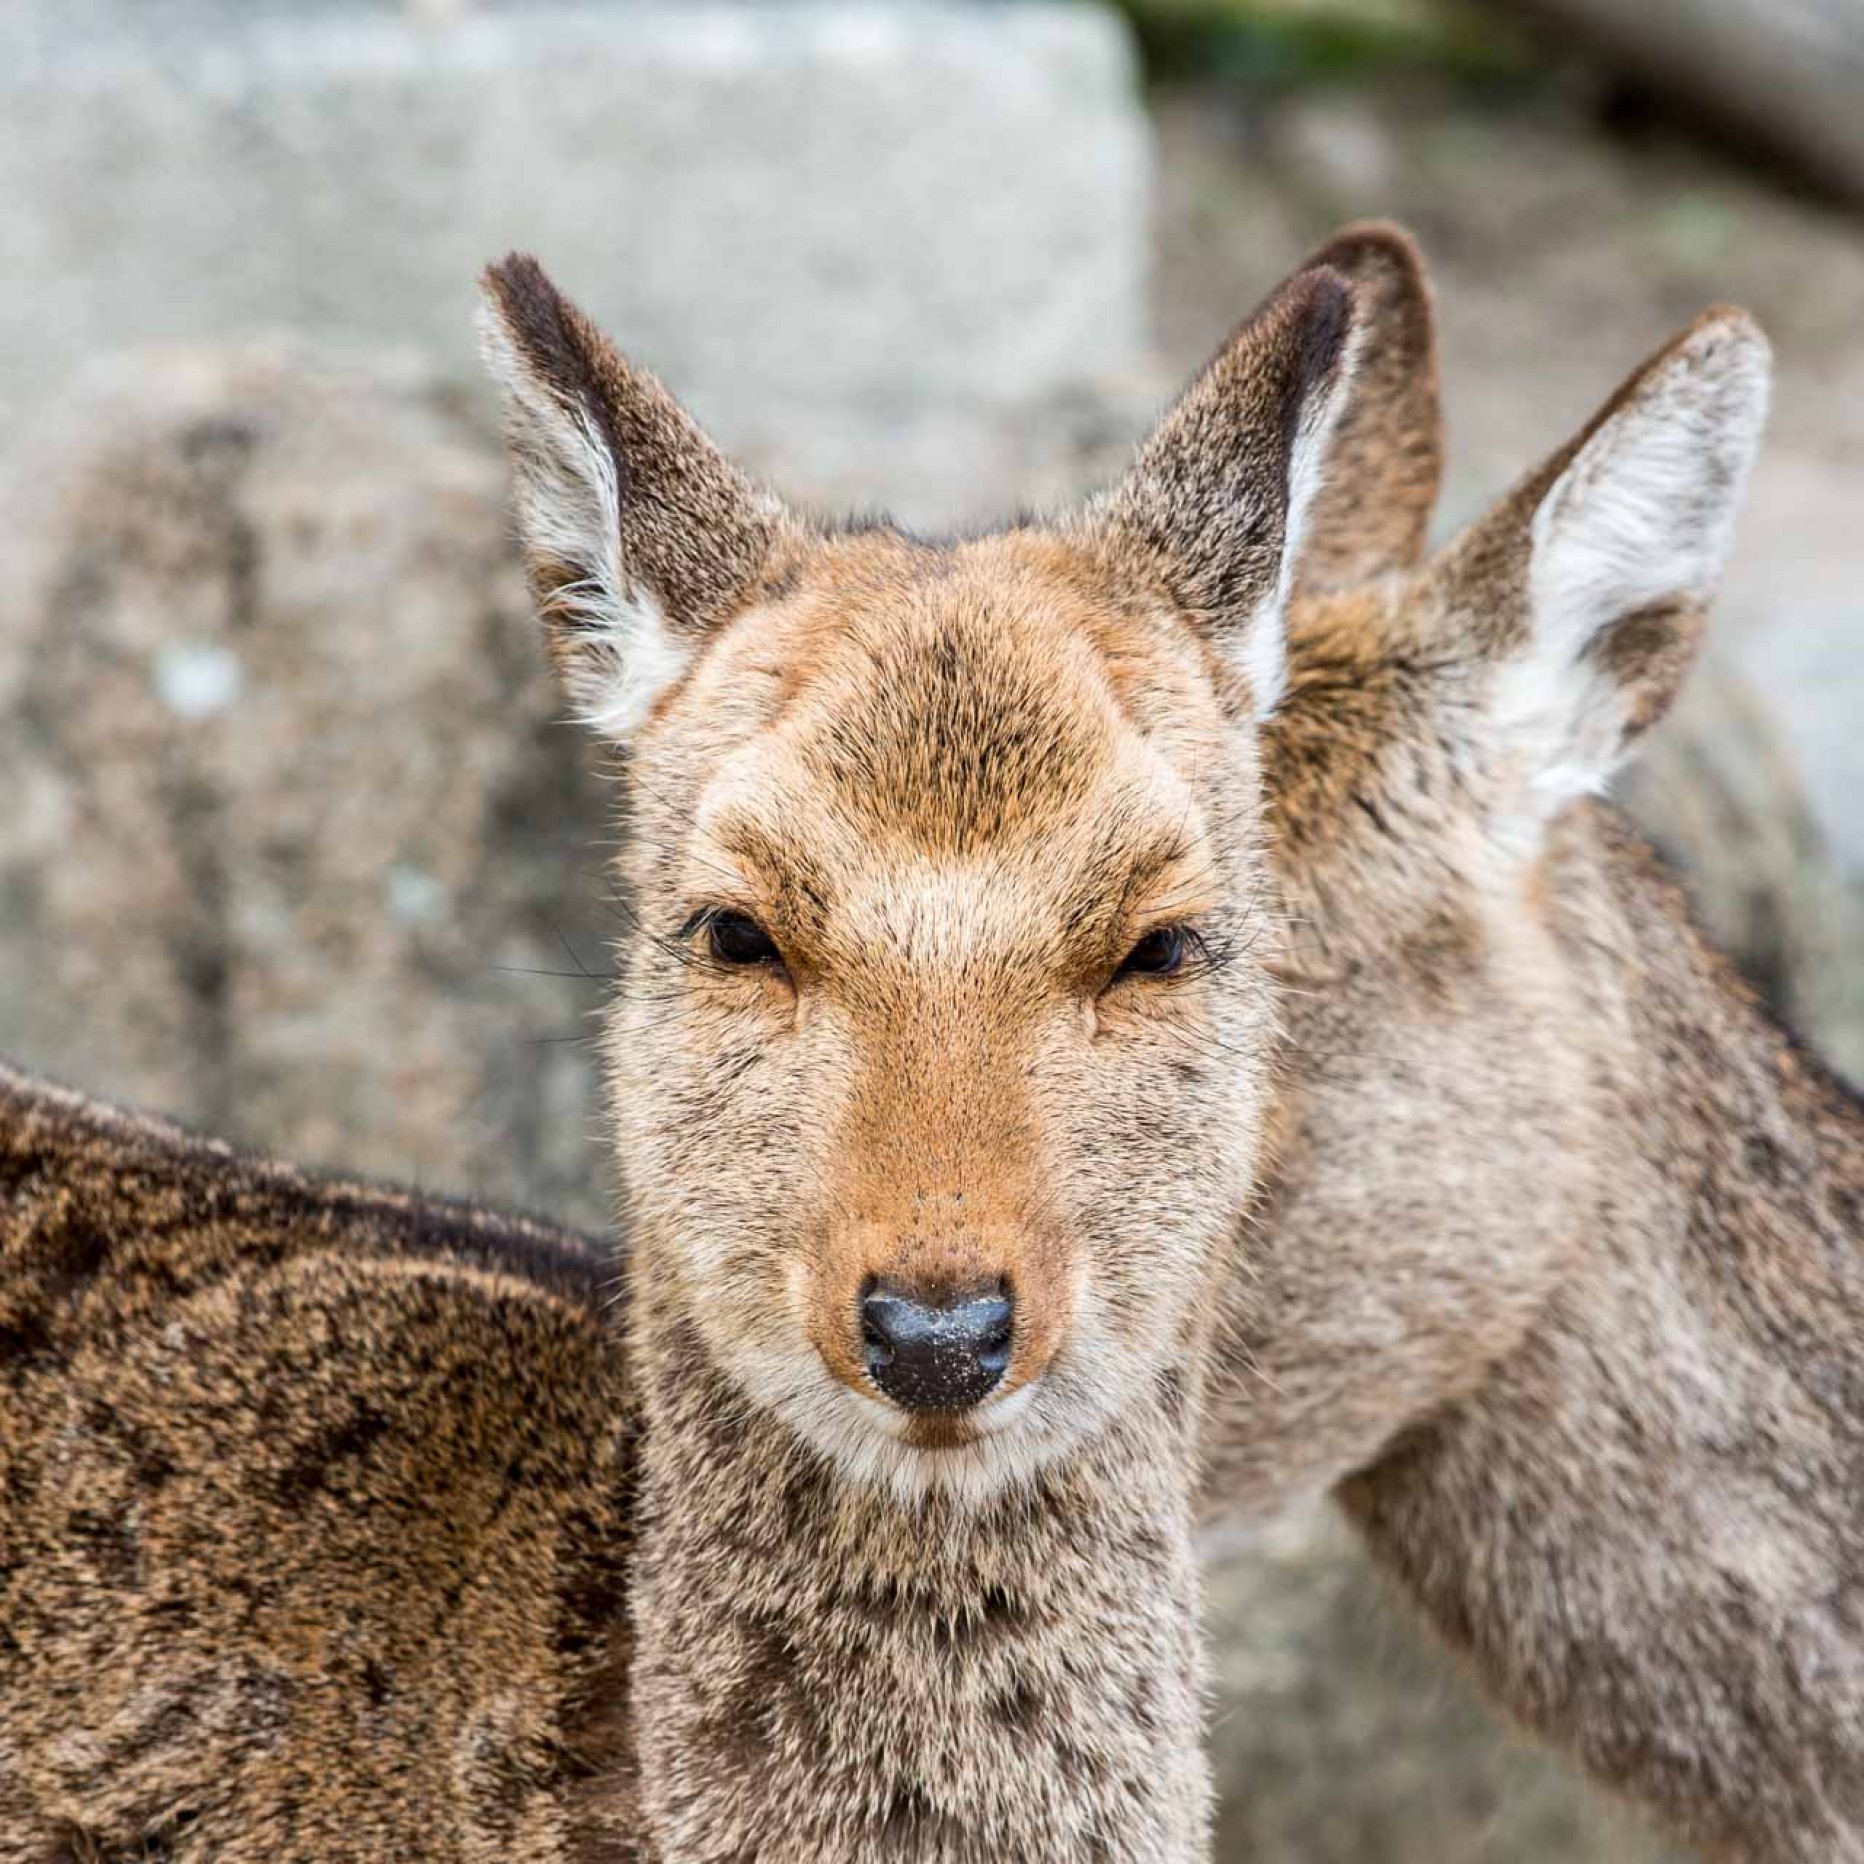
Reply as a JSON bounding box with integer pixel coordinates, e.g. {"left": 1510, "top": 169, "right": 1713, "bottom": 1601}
{"left": 1115, "top": 924, "right": 1188, "bottom": 981}
{"left": 707, "top": 911, "right": 780, "bottom": 967}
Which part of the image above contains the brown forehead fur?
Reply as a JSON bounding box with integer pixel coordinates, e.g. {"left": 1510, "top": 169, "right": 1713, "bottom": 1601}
{"left": 663, "top": 526, "right": 1250, "bottom": 873}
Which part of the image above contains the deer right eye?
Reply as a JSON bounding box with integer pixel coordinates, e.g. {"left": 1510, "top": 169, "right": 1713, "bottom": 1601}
{"left": 707, "top": 911, "right": 781, "bottom": 967}
{"left": 1115, "top": 924, "right": 1189, "bottom": 981}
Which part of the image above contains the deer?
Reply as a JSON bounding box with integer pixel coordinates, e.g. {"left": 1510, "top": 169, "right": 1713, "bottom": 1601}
{"left": 1197, "top": 233, "right": 1864, "bottom": 1862}
{"left": 2, "top": 225, "right": 1387, "bottom": 1860}
{"left": 469, "top": 229, "right": 1397, "bottom": 1860}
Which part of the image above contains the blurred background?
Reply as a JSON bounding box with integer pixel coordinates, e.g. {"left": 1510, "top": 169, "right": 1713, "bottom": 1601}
{"left": 2, "top": 1, "right": 1859, "bottom": 1856}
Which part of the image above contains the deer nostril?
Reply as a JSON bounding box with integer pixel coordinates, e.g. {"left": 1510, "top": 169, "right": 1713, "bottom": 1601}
{"left": 860, "top": 1281, "right": 1013, "bottom": 1414}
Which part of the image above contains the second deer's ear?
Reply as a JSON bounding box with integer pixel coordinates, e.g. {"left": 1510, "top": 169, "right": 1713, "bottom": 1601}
{"left": 1436, "top": 306, "right": 1770, "bottom": 827}
{"left": 1085, "top": 266, "right": 1359, "bottom": 718}
{"left": 479, "top": 254, "right": 793, "bottom": 738}
{"left": 1291, "top": 222, "right": 1443, "bottom": 599}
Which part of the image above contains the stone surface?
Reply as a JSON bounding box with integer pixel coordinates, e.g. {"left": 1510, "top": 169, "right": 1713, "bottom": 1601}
{"left": 0, "top": 346, "right": 617, "bottom": 1232}
{"left": 0, "top": 2, "right": 1148, "bottom": 531}
{"left": 1721, "top": 448, "right": 1864, "bottom": 878}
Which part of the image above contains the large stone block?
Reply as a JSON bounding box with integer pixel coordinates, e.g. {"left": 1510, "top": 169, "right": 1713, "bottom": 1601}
{"left": 0, "top": 345, "right": 617, "bottom": 1230}
{"left": 0, "top": 2, "right": 1148, "bottom": 529}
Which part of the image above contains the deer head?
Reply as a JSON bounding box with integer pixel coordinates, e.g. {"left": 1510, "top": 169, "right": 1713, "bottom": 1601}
{"left": 481, "top": 246, "right": 1362, "bottom": 1500}
{"left": 1212, "top": 298, "right": 1772, "bottom": 1511}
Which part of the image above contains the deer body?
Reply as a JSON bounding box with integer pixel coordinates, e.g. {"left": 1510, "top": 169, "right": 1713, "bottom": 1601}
{"left": 0, "top": 1063, "right": 638, "bottom": 1862}
{"left": 1342, "top": 806, "right": 1864, "bottom": 1861}
{"left": 614, "top": 1305, "right": 1207, "bottom": 1860}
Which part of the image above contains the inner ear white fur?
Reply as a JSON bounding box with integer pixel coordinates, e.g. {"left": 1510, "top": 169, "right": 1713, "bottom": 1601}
{"left": 1245, "top": 362, "right": 1354, "bottom": 719}
{"left": 479, "top": 303, "right": 690, "bottom": 739}
{"left": 1497, "top": 312, "right": 1770, "bottom": 809}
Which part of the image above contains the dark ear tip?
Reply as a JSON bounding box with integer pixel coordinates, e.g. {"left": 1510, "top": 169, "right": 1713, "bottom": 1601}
{"left": 1306, "top": 220, "right": 1428, "bottom": 294}
{"left": 1286, "top": 264, "right": 1356, "bottom": 388}
{"left": 1301, "top": 225, "right": 1436, "bottom": 380}
{"left": 478, "top": 251, "right": 600, "bottom": 397}
{"left": 481, "top": 251, "right": 557, "bottom": 321}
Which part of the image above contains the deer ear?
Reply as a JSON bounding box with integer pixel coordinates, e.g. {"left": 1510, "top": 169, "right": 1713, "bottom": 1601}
{"left": 1435, "top": 307, "right": 1769, "bottom": 828}
{"left": 479, "top": 253, "right": 792, "bottom": 738}
{"left": 1291, "top": 222, "right": 1443, "bottom": 600}
{"left": 1087, "top": 265, "right": 1358, "bottom": 718}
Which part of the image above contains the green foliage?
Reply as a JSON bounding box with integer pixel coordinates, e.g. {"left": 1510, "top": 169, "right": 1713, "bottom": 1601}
{"left": 1109, "top": 0, "right": 1535, "bottom": 87}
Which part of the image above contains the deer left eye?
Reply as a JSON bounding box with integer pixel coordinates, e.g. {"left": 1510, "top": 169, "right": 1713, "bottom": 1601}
{"left": 707, "top": 911, "right": 781, "bottom": 967}
{"left": 1115, "top": 925, "right": 1188, "bottom": 981}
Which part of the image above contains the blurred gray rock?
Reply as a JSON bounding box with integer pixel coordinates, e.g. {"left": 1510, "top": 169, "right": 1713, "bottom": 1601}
{"left": 0, "top": 345, "right": 618, "bottom": 1231}
{"left": 1619, "top": 659, "right": 1864, "bottom": 1087}
{"left": 0, "top": 2, "right": 1148, "bottom": 531}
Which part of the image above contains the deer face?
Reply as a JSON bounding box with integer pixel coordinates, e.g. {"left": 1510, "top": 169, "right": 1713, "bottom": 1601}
{"left": 481, "top": 253, "right": 1357, "bottom": 1499}
{"left": 611, "top": 533, "right": 1280, "bottom": 1498}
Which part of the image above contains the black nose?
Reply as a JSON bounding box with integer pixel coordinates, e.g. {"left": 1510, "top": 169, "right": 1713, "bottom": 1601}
{"left": 861, "top": 1282, "right": 1013, "bottom": 1413}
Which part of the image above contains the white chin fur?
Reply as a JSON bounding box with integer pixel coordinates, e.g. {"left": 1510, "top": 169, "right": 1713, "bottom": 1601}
{"left": 736, "top": 1340, "right": 1128, "bottom": 1510}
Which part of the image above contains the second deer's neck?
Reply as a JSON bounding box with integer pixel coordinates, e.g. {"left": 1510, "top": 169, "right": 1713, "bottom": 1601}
{"left": 1348, "top": 807, "right": 1864, "bottom": 1861}
{"left": 623, "top": 1298, "right": 1211, "bottom": 1864}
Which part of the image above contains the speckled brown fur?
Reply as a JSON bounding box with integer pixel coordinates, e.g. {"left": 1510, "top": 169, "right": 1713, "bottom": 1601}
{"left": 0, "top": 1061, "right": 640, "bottom": 1863}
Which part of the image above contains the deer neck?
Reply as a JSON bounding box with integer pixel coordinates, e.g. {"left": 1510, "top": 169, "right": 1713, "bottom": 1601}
{"left": 1344, "top": 803, "right": 1864, "bottom": 1861}
{"left": 620, "top": 1260, "right": 1213, "bottom": 1864}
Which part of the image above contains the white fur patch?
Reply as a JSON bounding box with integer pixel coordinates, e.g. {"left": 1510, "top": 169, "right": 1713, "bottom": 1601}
{"left": 478, "top": 300, "right": 690, "bottom": 738}
{"left": 709, "top": 1285, "right": 1143, "bottom": 1511}
{"left": 723, "top": 1335, "right": 1088, "bottom": 1511}
{"left": 1242, "top": 322, "right": 1360, "bottom": 720}
{"left": 1497, "top": 312, "right": 1770, "bottom": 816}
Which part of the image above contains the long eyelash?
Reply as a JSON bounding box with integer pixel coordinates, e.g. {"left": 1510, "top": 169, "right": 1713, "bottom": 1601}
{"left": 1181, "top": 915, "right": 1270, "bottom": 982}
{"left": 1125, "top": 890, "right": 1270, "bottom": 990}
{"left": 666, "top": 902, "right": 786, "bottom": 982}
{"left": 597, "top": 891, "right": 734, "bottom": 982}
{"left": 1171, "top": 927, "right": 1224, "bottom": 980}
